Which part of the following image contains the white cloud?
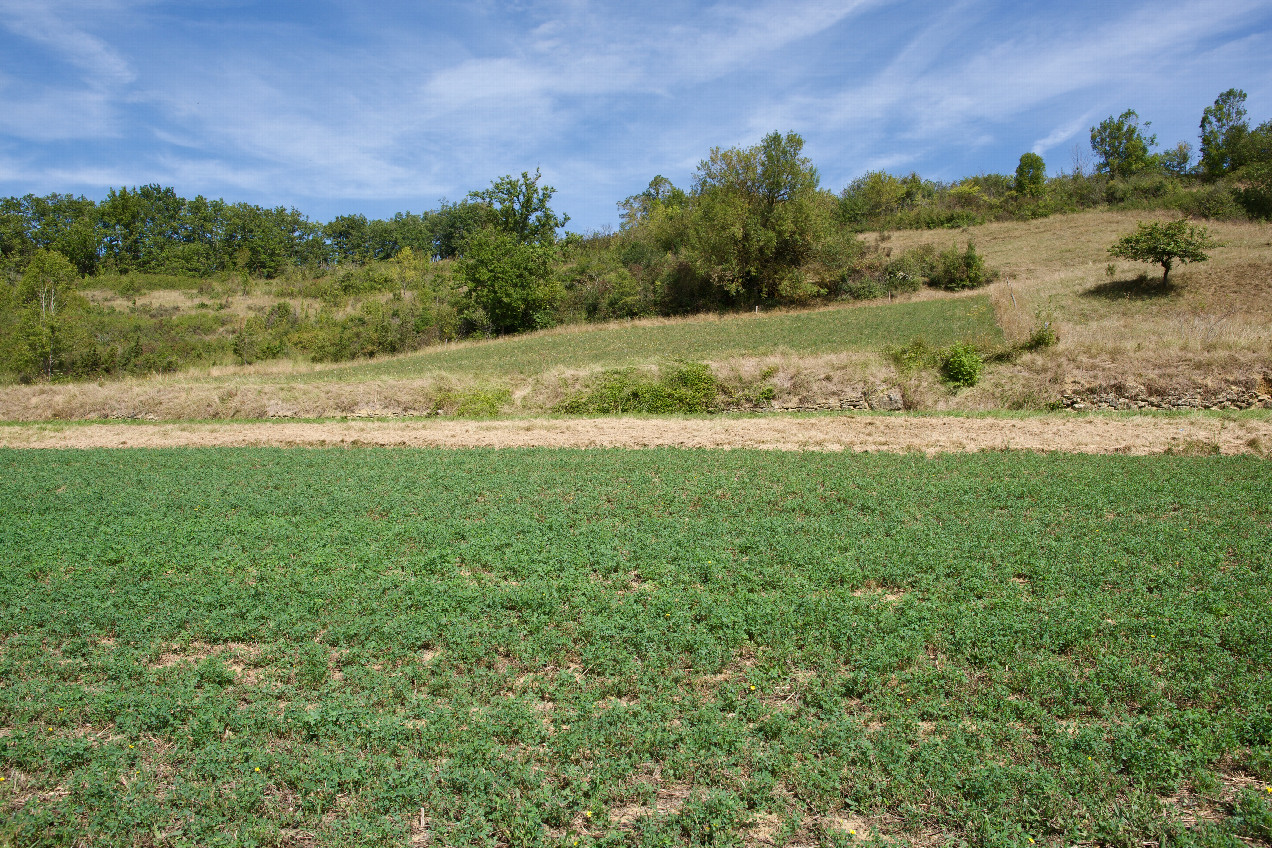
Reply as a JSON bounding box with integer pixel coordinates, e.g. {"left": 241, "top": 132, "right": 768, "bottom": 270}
{"left": 1032, "top": 112, "right": 1097, "bottom": 157}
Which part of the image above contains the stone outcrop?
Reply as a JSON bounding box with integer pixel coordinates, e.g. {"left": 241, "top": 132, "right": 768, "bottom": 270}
{"left": 1059, "top": 386, "right": 1271, "bottom": 412}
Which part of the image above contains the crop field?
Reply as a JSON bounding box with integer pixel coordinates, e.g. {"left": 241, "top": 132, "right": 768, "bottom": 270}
{"left": 1, "top": 448, "right": 1270, "bottom": 847}
{"left": 305, "top": 296, "right": 1001, "bottom": 382}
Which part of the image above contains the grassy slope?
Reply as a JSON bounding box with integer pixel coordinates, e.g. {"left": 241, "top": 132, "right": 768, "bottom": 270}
{"left": 2, "top": 448, "right": 1271, "bottom": 847}
{"left": 881, "top": 210, "right": 1272, "bottom": 404}
{"left": 3, "top": 209, "right": 1268, "bottom": 421}
{"left": 302, "top": 295, "right": 1001, "bottom": 382}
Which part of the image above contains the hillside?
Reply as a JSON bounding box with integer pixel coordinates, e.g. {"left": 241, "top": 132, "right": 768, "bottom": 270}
{"left": 1, "top": 209, "right": 1269, "bottom": 423}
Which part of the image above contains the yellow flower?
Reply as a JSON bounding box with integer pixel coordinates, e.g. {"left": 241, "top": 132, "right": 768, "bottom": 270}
{"left": 254, "top": 767, "right": 261, "bottom": 772}
{"left": 749, "top": 685, "right": 756, "bottom": 691}
{"left": 584, "top": 810, "right": 592, "bottom": 818}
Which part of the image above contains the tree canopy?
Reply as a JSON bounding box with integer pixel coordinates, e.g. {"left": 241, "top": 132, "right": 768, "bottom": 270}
{"left": 1014, "top": 153, "right": 1046, "bottom": 197}
{"left": 1090, "top": 110, "right": 1157, "bottom": 179}
{"left": 468, "top": 169, "right": 568, "bottom": 246}
{"left": 1199, "top": 89, "right": 1249, "bottom": 178}
{"left": 1108, "top": 219, "right": 1219, "bottom": 285}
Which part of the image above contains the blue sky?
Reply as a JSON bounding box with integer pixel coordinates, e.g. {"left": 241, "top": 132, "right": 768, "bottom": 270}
{"left": 1, "top": 0, "right": 1269, "bottom": 232}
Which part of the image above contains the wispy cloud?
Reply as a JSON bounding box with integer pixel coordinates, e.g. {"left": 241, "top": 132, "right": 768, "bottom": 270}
{"left": 0, "top": 0, "right": 136, "bottom": 87}
{"left": 0, "top": 0, "right": 1268, "bottom": 226}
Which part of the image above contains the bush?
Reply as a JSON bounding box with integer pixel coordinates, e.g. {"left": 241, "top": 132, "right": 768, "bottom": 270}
{"left": 1024, "top": 318, "right": 1058, "bottom": 351}
{"left": 886, "top": 245, "right": 936, "bottom": 293}
{"left": 1172, "top": 183, "right": 1246, "bottom": 220}
{"left": 940, "top": 344, "right": 983, "bottom": 387}
{"left": 558, "top": 361, "right": 720, "bottom": 414}
{"left": 886, "top": 337, "right": 936, "bottom": 373}
{"left": 927, "top": 242, "right": 998, "bottom": 291}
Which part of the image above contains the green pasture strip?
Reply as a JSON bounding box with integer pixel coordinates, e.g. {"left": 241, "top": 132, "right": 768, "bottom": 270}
{"left": 1, "top": 449, "right": 1269, "bottom": 847}
{"left": 304, "top": 296, "right": 1002, "bottom": 381}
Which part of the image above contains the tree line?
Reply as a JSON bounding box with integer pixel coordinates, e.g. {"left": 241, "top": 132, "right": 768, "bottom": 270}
{"left": 1, "top": 89, "right": 1268, "bottom": 382}
{"left": 0, "top": 187, "right": 498, "bottom": 279}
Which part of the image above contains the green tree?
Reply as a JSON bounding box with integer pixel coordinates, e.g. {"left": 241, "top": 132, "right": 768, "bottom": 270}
{"left": 1090, "top": 110, "right": 1157, "bottom": 178}
{"left": 468, "top": 169, "right": 568, "bottom": 246}
{"left": 1108, "top": 219, "right": 1219, "bottom": 285}
{"left": 15, "top": 249, "right": 80, "bottom": 379}
{"left": 1235, "top": 121, "right": 1272, "bottom": 218}
{"left": 325, "top": 213, "right": 373, "bottom": 264}
{"left": 1199, "top": 88, "right": 1249, "bottom": 178}
{"left": 1159, "top": 141, "right": 1193, "bottom": 176}
{"left": 1014, "top": 152, "right": 1046, "bottom": 196}
{"left": 838, "top": 171, "right": 928, "bottom": 226}
{"left": 429, "top": 200, "right": 489, "bottom": 259}
{"left": 618, "top": 175, "right": 687, "bottom": 229}
{"left": 456, "top": 229, "right": 560, "bottom": 334}
{"left": 683, "top": 130, "right": 831, "bottom": 302}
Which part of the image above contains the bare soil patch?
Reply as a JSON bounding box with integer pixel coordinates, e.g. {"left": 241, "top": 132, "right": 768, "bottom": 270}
{"left": 2, "top": 413, "right": 1269, "bottom": 455}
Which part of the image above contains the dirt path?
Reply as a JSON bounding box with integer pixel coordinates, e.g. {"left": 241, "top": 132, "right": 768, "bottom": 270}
{"left": 1, "top": 414, "right": 1269, "bottom": 455}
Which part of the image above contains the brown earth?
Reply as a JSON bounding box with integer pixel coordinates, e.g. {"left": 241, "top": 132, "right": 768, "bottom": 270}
{"left": 2, "top": 413, "right": 1269, "bottom": 455}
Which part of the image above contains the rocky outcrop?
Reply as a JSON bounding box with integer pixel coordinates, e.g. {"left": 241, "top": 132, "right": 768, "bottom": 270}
{"left": 1059, "top": 385, "right": 1272, "bottom": 411}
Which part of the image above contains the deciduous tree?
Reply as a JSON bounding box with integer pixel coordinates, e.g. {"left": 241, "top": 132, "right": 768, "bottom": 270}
{"left": 1199, "top": 89, "right": 1249, "bottom": 178}
{"left": 1014, "top": 153, "right": 1046, "bottom": 197}
{"left": 468, "top": 169, "right": 568, "bottom": 246}
{"left": 456, "top": 229, "right": 560, "bottom": 334}
{"left": 1090, "top": 110, "right": 1157, "bottom": 179}
{"left": 1108, "top": 219, "right": 1219, "bottom": 285}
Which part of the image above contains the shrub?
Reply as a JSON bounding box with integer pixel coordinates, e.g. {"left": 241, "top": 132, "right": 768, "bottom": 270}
{"left": 558, "top": 361, "right": 720, "bottom": 414}
{"left": 927, "top": 242, "right": 998, "bottom": 290}
{"left": 886, "top": 244, "right": 936, "bottom": 293}
{"left": 1024, "top": 318, "right": 1059, "bottom": 351}
{"left": 1171, "top": 183, "right": 1246, "bottom": 220}
{"left": 940, "top": 344, "right": 983, "bottom": 387}
{"left": 886, "top": 337, "right": 936, "bottom": 373}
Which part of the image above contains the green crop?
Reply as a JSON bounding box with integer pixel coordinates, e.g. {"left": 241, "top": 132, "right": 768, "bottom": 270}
{"left": 0, "top": 448, "right": 1269, "bottom": 846}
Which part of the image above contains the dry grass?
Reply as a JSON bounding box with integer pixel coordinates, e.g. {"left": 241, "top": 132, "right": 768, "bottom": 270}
{"left": 4, "top": 413, "right": 1271, "bottom": 455}
{"left": 881, "top": 210, "right": 1272, "bottom": 398}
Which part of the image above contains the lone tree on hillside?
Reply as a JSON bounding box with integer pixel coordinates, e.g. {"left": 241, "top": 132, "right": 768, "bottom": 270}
{"left": 1108, "top": 219, "right": 1220, "bottom": 286}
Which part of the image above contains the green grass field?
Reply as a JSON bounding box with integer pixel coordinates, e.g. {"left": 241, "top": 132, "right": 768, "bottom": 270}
{"left": 2, "top": 448, "right": 1270, "bottom": 847}
{"left": 304, "top": 296, "right": 1002, "bottom": 381}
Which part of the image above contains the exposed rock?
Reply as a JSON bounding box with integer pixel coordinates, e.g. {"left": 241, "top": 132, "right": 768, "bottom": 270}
{"left": 1058, "top": 383, "right": 1272, "bottom": 412}
{"left": 868, "top": 389, "right": 905, "bottom": 411}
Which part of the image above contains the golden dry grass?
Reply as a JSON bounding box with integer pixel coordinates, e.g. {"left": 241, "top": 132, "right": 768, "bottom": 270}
{"left": 880, "top": 210, "right": 1272, "bottom": 401}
